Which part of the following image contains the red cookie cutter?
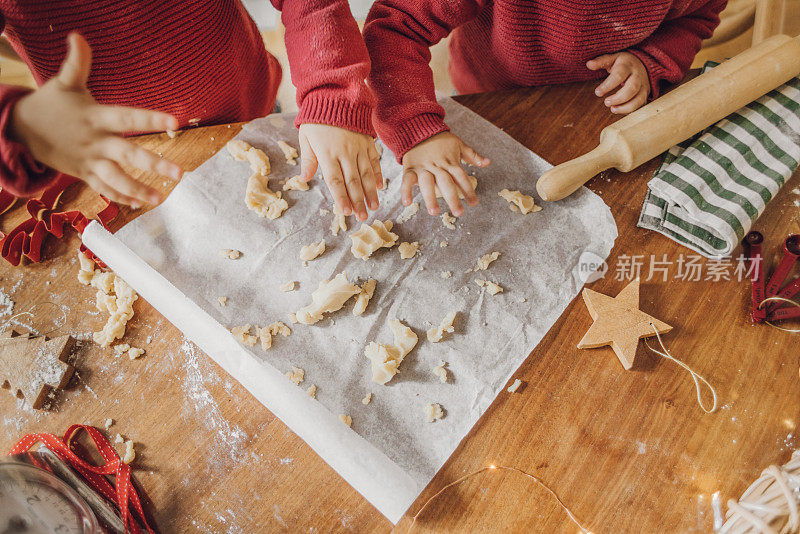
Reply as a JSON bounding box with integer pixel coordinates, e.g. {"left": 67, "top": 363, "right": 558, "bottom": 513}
{"left": 742, "top": 231, "right": 800, "bottom": 324}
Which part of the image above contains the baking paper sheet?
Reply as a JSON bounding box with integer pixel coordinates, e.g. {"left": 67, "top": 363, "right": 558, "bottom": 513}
{"left": 83, "top": 97, "right": 618, "bottom": 523}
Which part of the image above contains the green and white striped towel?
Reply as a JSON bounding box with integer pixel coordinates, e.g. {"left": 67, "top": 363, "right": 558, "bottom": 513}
{"left": 638, "top": 64, "right": 800, "bottom": 258}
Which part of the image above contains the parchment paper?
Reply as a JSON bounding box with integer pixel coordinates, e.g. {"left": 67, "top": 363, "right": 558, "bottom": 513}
{"left": 83, "top": 97, "right": 618, "bottom": 523}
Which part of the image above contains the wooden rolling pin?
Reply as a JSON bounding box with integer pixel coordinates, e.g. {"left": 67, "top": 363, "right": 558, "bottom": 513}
{"left": 536, "top": 34, "right": 800, "bottom": 202}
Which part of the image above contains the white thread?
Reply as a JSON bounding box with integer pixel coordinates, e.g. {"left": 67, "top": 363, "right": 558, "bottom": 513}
{"left": 644, "top": 323, "right": 718, "bottom": 414}
{"left": 759, "top": 296, "right": 800, "bottom": 334}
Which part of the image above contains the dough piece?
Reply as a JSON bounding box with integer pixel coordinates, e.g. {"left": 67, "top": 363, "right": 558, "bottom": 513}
{"left": 104, "top": 418, "right": 114, "bottom": 430}
{"left": 306, "top": 384, "right": 317, "bottom": 398}
{"left": 319, "top": 208, "right": 330, "bottom": 216}
{"left": 475, "top": 251, "right": 500, "bottom": 271}
{"left": 396, "top": 202, "right": 419, "bottom": 224}
{"left": 435, "top": 175, "right": 478, "bottom": 199}
{"left": 283, "top": 175, "right": 309, "bottom": 191}
{"left": 92, "top": 273, "right": 139, "bottom": 347}
{"left": 286, "top": 366, "right": 305, "bottom": 385}
{"left": 362, "top": 393, "right": 372, "bottom": 405}
{"left": 350, "top": 220, "right": 398, "bottom": 260}
{"left": 122, "top": 440, "right": 136, "bottom": 464}
{"left": 258, "top": 322, "right": 291, "bottom": 351}
{"left": 299, "top": 240, "right": 325, "bottom": 262}
{"left": 231, "top": 324, "right": 257, "bottom": 347}
{"left": 398, "top": 242, "right": 419, "bottom": 259}
{"left": 277, "top": 140, "right": 299, "bottom": 165}
{"left": 113, "top": 343, "right": 130, "bottom": 357}
{"left": 114, "top": 433, "right": 124, "bottom": 444}
{"left": 339, "top": 414, "right": 352, "bottom": 427}
{"left": 245, "top": 173, "right": 288, "bottom": 219}
{"left": 475, "top": 279, "right": 503, "bottom": 295}
{"left": 77, "top": 252, "right": 95, "bottom": 285}
{"left": 432, "top": 362, "right": 448, "bottom": 383}
{"left": 279, "top": 281, "right": 296, "bottom": 292}
{"left": 219, "top": 249, "right": 241, "bottom": 260}
{"left": 507, "top": 378, "right": 522, "bottom": 393}
{"left": 440, "top": 240, "right": 448, "bottom": 248}
{"left": 90, "top": 271, "right": 115, "bottom": 294}
{"left": 499, "top": 189, "right": 541, "bottom": 214}
{"left": 440, "top": 271, "right": 452, "bottom": 279}
{"left": 166, "top": 129, "right": 178, "bottom": 139}
{"left": 330, "top": 209, "right": 348, "bottom": 236}
{"left": 245, "top": 147, "right": 271, "bottom": 176}
{"left": 425, "top": 403, "right": 444, "bottom": 423}
{"left": 225, "top": 139, "right": 252, "bottom": 161}
{"left": 352, "top": 278, "right": 377, "bottom": 316}
{"left": 296, "top": 272, "right": 360, "bottom": 324}
{"left": 364, "top": 319, "right": 418, "bottom": 385}
{"left": 427, "top": 311, "right": 457, "bottom": 342}
{"left": 441, "top": 212, "right": 456, "bottom": 230}
{"left": 218, "top": 296, "right": 228, "bottom": 306}
{"left": 127, "top": 347, "right": 145, "bottom": 360}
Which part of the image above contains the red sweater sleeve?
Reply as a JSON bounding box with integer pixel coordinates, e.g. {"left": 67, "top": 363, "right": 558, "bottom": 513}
{"left": 274, "top": 0, "right": 376, "bottom": 136}
{"left": 628, "top": 0, "right": 727, "bottom": 99}
{"left": 364, "top": 0, "right": 486, "bottom": 160}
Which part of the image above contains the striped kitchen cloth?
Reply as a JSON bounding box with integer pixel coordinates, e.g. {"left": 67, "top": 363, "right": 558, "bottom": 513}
{"left": 638, "top": 64, "right": 800, "bottom": 258}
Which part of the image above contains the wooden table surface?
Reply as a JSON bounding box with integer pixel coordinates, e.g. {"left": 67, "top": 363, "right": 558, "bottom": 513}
{"left": 2, "top": 80, "right": 799, "bottom": 533}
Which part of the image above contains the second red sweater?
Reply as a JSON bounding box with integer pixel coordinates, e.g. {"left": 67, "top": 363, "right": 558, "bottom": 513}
{"left": 364, "top": 0, "right": 726, "bottom": 159}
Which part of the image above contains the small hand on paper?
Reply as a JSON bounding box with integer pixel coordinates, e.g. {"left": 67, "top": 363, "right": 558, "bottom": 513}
{"left": 298, "top": 123, "right": 383, "bottom": 222}
{"left": 586, "top": 51, "right": 651, "bottom": 114}
{"left": 401, "top": 132, "right": 488, "bottom": 217}
{"left": 10, "top": 33, "right": 182, "bottom": 207}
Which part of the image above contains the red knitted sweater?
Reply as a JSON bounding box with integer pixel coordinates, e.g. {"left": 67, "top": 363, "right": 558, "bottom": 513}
{"left": 0, "top": 0, "right": 374, "bottom": 197}
{"left": 364, "top": 0, "right": 727, "bottom": 159}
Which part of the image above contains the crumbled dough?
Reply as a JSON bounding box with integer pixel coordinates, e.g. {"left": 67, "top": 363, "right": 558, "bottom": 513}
{"left": 245, "top": 173, "right": 288, "bottom": 219}
{"left": 283, "top": 175, "right": 308, "bottom": 191}
{"left": 352, "top": 278, "right": 377, "bottom": 316}
{"left": 330, "top": 209, "right": 348, "bottom": 236}
{"left": 427, "top": 311, "right": 457, "bottom": 343}
{"left": 114, "top": 433, "right": 125, "bottom": 444}
{"left": 441, "top": 212, "right": 456, "bottom": 230}
{"left": 432, "top": 362, "right": 448, "bottom": 383}
{"left": 475, "top": 251, "right": 500, "bottom": 271}
{"left": 258, "top": 322, "right": 291, "bottom": 351}
{"left": 339, "top": 414, "right": 352, "bottom": 427}
{"left": 362, "top": 393, "right": 372, "bottom": 405}
{"left": 306, "top": 384, "right": 317, "bottom": 398}
{"left": 296, "top": 272, "right": 360, "bottom": 325}
{"left": 166, "top": 129, "right": 178, "bottom": 139}
{"left": 231, "top": 324, "right": 257, "bottom": 347}
{"left": 440, "top": 271, "right": 452, "bottom": 279}
{"left": 507, "top": 378, "right": 522, "bottom": 393}
{"left": 92, "top": 272, "right": 138, "bottom": 347}
{"left": 280, "top": 281, "right": 296, "bottom": 292}
{"left": 218, "top": 296, "right": 228, "bottom": 306}
{"left": 104, "top": 418, "right": 114, "bottom": 430}
{"left": 122, "top": 440, "right": 135, "bottom": 464}
{"left": 396, "top": 202, "right": 419, "bottom": 224}
{"left": 219, "top": 249, "right": 241, "bottom": 260}
{"left": 398, "top": 242, "right": 419, "bottom": 259}
{"left": 440, "top": 240, "right": 448, "bottom": 248}
{"left": 475, "top": 279, "right": 503, "bottom": 295}
{"left": 434, "top": 175, "right": 478, "bottom": 199}
{"left": 226, "top": 139, "right": 251, "bottom": 161}
{"left": 319, "top": 208, "right": 330, "bottom": 216}
{"left": 90, "top": 271, "right": 115, "bottom": 294}
{"left": 113, "top": 343, "right": 130, "bottom": 357}
{"left": 77, "top": 251, "right": 95, "bottom": 285}
{"left": 127, "top": 347, "right": 145, "bottom": 360}
{"left": 277, "top": 140, "right": 299, "bottom": 165}
{"left": 226, "top": 139, "right": 271, "bottom": 176}
{"left": 425, "top": 403, "right": 444, "bottom": 423}
{"left": 299, "top": 240, "right": 325, "bottom": 262}
{"left": 350, "top": 220, "right": 398, "bottom": 259}
{"left": 286, "top": 366, "right": 305, "bottom": 385}
{"left": 498, "top": 189, "right": 541, "bottom": 214}
{"left": 364, "top": 319, "right": 418, "bottom": 385}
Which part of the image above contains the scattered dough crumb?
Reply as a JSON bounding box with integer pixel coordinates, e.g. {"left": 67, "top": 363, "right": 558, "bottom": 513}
{"left": 231, "top": 324, "right": 257, "bottom": 347}
{"left": 398, "top": 241, "right": 419, "bottom": 259}
{"left": 122, "top": 440, "right": 135, "bottom": 464}
{"left": 499, "top": 189, "right": 541, "bottom": 214}
{"left": 441, "top": 212, "right": 456, "bottom": 230}
{"left": 279, "top": 281, "right": 296, "bottom": 292}
{"left": 330, "top": 209, "right": 348, "bottom": 236}
{"left": 352, "top": 278, "right": 377, "bottom": 316}
{"left": 350, "top": 220, "right": 398, "bottom": 259}
{"left": 475, "top": 279, "right": 503, "bottom": 295}
{"left": 296, "top": 272, "right": 360, "bottom": 324}
{"left": 259, "top": 322, "right": 291, "bottom": 351}
{"left": 77, "top": 251, "right": 95, "bottom": 285}
{"left": 127, "top": 347, "right": 145, "bottom": 360}
{"left": 474, "top": 251, "right": 500, "bottom": 271}
{"left": 339, "top": 414, "right": 352, "bottom": 427}
{"left": 114, "top": 433, "right": 125, "bottom": 444}
{"left": 365, "top": 319, "right": 418, "bottom": 384}
{"left": 434, "top": 175, "right": 477, "bottom": 199}
{"left": 283, "top": 175, "right": 309, "bottom": 191}
{"left": 113, "top": 343, "right": 130, "bottom": 357}
{"left": 245, "top": 173, "right": 288, "bottom": 219}
{"left": 440, "top": 271, "right": 452, "bottom": 279}
{"left": 219, "top": 249, "right": 241, "bottom": 260}
{"left": 92, "top": 274, "right": 138, "bottom": 347}
{"left": 104, "top": 418, "right": 114, "bottom": 430}
{"left": 306, "top": 384, "right": 317, "bottom": 398}
{"left": 427, "top": 311, "right": 457, "bottom": 342}
{"left": 507, "top": 378, "right": 523, "bottom": 393}
{"left": 277, "top": 140, "right": 299, "bottom": 165}
{"left": 218, "top": 296, "right": 228, "bottom": 306}
{"left": 425, "top": 403, "right": 444, "bottom": 423}
{"left": 286, "top": 366, "right": 305, "bottom": 385}
{"left": 432, "top": 362, "right": 448, "bottom": 383}
{"left": 396, "top": 202, "right": 419, "bottom": 224}
{"left": 299, "top": 240, "right": 326, "bottom": 262}
{"left": 362, "top": 393, "right": 373, "bottom": 405}
{"left": 166, "top": 129, "right": 178, "bottom": 139}
{"left": 440, "top": 240, "right": 448, "bottom": 248}
{"left": 319, "top": 208, "right": 330, "bottom": 216}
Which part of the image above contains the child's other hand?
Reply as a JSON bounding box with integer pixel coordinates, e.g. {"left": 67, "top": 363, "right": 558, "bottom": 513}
{"left": 586, "top": 51, "right": 650, "bottom": 114}
{"left": 10, "top": 33, "right": 182, "bottom": 207}
{"left": 298, "top": 124, "right": 382, "bottom": 222}
{"left": 401, "top": 132, "right": 488, "bottom": 217}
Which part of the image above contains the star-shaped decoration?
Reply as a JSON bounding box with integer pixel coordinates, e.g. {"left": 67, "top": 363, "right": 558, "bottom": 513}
{"left": 577, "top": 278, "right": 672, "bottom": 370}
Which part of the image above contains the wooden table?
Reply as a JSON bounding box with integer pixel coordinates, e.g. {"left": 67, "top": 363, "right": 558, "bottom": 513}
{"left": 2, "top": 80, "right": 799, "bottom": 533}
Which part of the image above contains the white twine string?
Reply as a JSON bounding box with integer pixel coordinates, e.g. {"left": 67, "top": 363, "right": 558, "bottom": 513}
{"left": 644, "top": 323, "right": 718, "bottom": 414}
{"left": 759, "top": 296, "right": 800, "bottom": 334}
{"left": 0, "top": 302, "right": 67, "bottom": 338}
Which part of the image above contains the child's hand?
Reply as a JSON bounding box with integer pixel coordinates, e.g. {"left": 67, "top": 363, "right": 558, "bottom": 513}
{"left": 401, "top": 132, "right": 488, "bottom": 217}
{"left": 10, "top": 33, "right": 182, "bottom": 207}
{"left": 298, "top": 124, "right": 382, "bottom": 222}
{"left": 586, "top": 51, "right": 651, "bottom": 114}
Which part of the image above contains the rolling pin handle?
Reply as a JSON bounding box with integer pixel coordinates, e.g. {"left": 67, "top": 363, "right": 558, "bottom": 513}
{"left": 536, "top": 140, "right": 622, "bottom": 201}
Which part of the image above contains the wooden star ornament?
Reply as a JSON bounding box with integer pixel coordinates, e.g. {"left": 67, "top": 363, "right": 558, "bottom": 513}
{"left": 577, "top": 279, "right": 672, "bottom": 370}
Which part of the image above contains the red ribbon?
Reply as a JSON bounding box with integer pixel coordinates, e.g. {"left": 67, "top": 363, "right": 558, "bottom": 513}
{"left": 9, "top": 424, "right": 154, "bottom": 534}
{"left": 0, "top": 174, "right": 118, "bottom": 266}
